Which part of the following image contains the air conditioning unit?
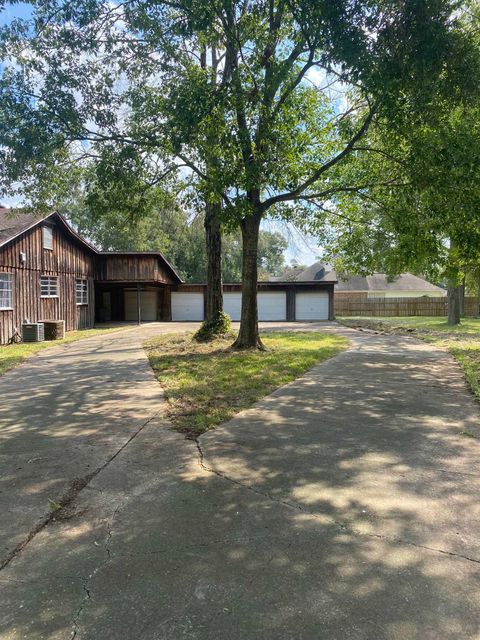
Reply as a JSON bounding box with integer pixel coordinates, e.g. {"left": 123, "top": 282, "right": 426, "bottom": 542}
{"left": 22, "top": 322, "right": 45, "bottom": 342}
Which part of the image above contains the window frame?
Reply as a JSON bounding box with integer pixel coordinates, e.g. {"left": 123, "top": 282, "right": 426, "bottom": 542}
{"left": 0, "top": 273, "right": 14, "bottom": 310}
{"left": 43, "top": 225, "right": 53, "bottom": 251}
{"left": 75, "top": 278, "right": 88, "bottom": 305}
{"left": 40, "top": 275, "right": 59, "bottom": 298}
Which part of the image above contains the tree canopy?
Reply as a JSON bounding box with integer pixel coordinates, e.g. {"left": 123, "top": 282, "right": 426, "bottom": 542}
{"left": 0, "top": 0, "right": 478, "bottom": 342}
{"left": 69, "top": 196, "right": 288, "bottom": 282}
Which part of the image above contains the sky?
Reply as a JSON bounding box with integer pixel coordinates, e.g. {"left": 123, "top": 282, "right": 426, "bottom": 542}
{"left": 0, "top": 2, "right": 323, "bottom": 266}
{"left": 0, "top": 2, "right": 31, "bottom": 25}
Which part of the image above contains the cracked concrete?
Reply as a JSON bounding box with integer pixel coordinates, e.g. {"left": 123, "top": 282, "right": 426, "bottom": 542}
{"left": 195, "top": 437, "right": 480, "bottom": 566}
{"left": 1, "top": 322, "right": 480, "bottom": 639}
{"left": 0, "top": 322, "right": 199, "bottom": 567}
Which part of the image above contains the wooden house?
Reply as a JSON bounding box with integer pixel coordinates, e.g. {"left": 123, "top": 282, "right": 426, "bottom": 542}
{"left": 0, "top": 208, "right": 336, "bottom": 344}
{"left": 0, "top": 209, "right": 182, "bottom": 344}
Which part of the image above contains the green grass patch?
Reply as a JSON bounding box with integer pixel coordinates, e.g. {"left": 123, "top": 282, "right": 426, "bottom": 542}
{"left": 432, "top": 337, "right": 480, "bottom": 398}
{"left": 0, "top": 325, "right": 130, "bottom": 376}
{"left": 146, "top": 331, "right": 348, "bottom": 436}
{"left": 339, "top": 316, "right": 480, "bottom": 335}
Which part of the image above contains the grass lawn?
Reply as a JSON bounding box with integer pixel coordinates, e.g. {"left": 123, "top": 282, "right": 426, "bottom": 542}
{"left": 0, "top": 325, "right": 130, "bottom": 375}
{"left": 146, "top": 331, "right": 348, "bottom": 436}
{"left": 340, "top": 316, "right": 480, "bottom": 335}
{"left": 339, "top": 316, "right": 480, "bottom": 398}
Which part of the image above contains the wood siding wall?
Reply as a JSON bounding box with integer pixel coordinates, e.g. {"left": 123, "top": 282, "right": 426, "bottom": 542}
{"left": 0, "top": 222, "right": 95, "bottom": 344}
{"left": 334, "top": 292, "right": 479, "bottom": 317}
{"left": 96, "top": 255, "right": 176, "bottom": 284}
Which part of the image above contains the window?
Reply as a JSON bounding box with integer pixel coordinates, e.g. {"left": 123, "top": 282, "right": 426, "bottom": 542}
{"left": 43, "top": 225, "right": 53, "bottom": 250}
{"left": 0, "top": 273, "right": 13, "bottom": 309}
{"left": 40, "top": 276, "right": 58, "bottom": 298}
{"left": 76, "top": 279, "right": 88, "bottom": 305}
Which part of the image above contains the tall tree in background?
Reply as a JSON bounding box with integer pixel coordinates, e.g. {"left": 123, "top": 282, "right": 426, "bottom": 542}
{"left": 71, "top": 197, "right": 288, "bottom": 282}
{"left": 303, "top": 98, "right": 480, "bottom": 325}
{"left": 0, "top": 0, "right": 477, "bottom": 345}
{"left": 318, "top": 3, "right": 480, "bottom": 326}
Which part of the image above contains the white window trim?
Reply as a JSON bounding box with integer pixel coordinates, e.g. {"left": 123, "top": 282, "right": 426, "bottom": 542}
{"left": 43, "top": 225, "right": 53, "bottom": 251}
{"left": 75, "top": 278, "right": 88, "bottom": 305}
{"left": 0, "top": 273, "right": 14, "bottom": 310}
{"left": 40, "top": 275, "right": 59, "bottom": 298}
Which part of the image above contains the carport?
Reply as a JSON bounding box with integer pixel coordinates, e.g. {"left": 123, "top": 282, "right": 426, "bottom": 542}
{"left": 94, "top": 251, "right": 183, "bottom": 323}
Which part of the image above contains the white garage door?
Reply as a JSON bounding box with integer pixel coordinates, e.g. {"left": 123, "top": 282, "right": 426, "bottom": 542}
{"left": 295, "top": 292, "right": 329, "bottom": 320}
{"left": 125, "top": 290, "right": 158, "bottom": 322}
{"left": 223, "top": 292, "right": 242, "bottom": 321}
{"left": 258, "top": 292, "right": 287, "bottom": 321}
{"left": 171, "top": 292, "right": 204, "bottom": 321}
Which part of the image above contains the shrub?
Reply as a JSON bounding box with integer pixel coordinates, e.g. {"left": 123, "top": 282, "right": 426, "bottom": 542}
{"left": 194, "top": 311, "right": 231, "bottom": 342}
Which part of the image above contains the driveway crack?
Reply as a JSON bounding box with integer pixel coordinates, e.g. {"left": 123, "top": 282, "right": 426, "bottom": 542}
{"left": 195, "top": 440, "right": 480, "bottom": 566}
{"left": 1, "top": 413, "right": 160, "bottom": 572}
{"left": 71, "top": 578, "right": 92, "bottom": 640}
{"left": 70, "top": 510, "right": 120, "bottom": 640}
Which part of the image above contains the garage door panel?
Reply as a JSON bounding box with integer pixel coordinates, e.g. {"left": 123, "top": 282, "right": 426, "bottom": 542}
{"left": 171, "top": 292, "right": 204, "bottom": 321}
{"left": 224, "top": 292, "right": 242, "bottom": 321}
{"left": 295, "top": 292, "right": 329, "bottom": 320}
{"left": 258, "top": 292, "right": 286, "bottom": 321}
{"left": 125, "top": 291, "right": 158, "bottom": 322}
{"left": 224, "top": 291, "right": 287, "bottom": 321}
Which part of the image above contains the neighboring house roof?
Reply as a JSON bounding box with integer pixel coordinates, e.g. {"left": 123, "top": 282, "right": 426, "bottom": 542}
{"left": 271, "top": 261, "right": 337, "bottom": 283}
{"left": 0, "top": 206, "right": 183, "bottom": 283}
{"left": 272, "top": 265, "right": 304, "bottom": 281}
{"left": 333, "top": 271, "right": 445, "bottom": 293}
{"left": 273, "top": 260, "right": 443, "bottom": 292}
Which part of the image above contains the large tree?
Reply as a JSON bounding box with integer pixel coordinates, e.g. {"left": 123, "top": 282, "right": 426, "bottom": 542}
{"left": 0, "top": 0, "right": 476, "bottom": 346}
{"left": 303, "top": 99, "right": 480, "bottom": 325}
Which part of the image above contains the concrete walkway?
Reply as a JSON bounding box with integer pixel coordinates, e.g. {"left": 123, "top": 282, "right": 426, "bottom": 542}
{"left": 1, "top": 324, "right": 480, "bottom": 639}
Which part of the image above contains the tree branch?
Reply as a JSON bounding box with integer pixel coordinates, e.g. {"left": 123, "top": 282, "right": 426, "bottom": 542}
{"left": 261, "top": 105, "right": 377, "bottom": 211}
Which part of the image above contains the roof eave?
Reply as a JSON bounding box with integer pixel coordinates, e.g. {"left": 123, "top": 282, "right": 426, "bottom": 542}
{"left": 0, "top": 211, "right": 99, "bottom": 255}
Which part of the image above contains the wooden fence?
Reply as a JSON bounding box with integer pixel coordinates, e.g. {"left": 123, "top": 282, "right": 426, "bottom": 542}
{"left": 334, "top": 293, "right": 479, "bottom": 317}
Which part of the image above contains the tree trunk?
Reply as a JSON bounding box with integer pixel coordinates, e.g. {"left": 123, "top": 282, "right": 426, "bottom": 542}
{"left": 204, "top": 201, "right": 223, "bottom": 324}
{"left": 447, "top": 239, "right": 461, "bottom": 326}
{"left": 198, "top": 43, "right": 224, "bottom": 330}
{"left": 477, "top": 266, "right": 480, "bottom": 316}
{"left": 447, "top": 282, "right": 461, "bottom": 325}
{"left": 459, "top": 274, "right": 466, "bottom": 317}
{"left": 232, "top": 211, "right": 264, "bottom": 350}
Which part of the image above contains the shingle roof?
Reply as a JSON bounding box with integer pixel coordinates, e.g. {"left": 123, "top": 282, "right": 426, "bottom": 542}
{"left": 271, "top": 261, "right": 337, "bottom": 282}
{"left": 0, "top": 207, "right": 48, "bottom": 246}
{"left": 334, "top": 271, "right": 445, "bottom": 293}
{"left": 298, "top": 262, "right": 337, "bottom": 282}
{"left": 273, "top": 260, "right": 444, "bottom": 292}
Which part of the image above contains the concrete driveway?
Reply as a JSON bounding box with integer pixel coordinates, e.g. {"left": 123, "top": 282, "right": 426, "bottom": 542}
{"left": 0, "top": 321, "right": 327, "bottom": 564}
{"left": 1, "top": 323, "right": 480, "bottom": 639}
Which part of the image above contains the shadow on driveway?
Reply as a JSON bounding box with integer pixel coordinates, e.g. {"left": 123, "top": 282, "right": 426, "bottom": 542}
{"left": 1, "top": 326, "right": 480, "bottom": 639}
